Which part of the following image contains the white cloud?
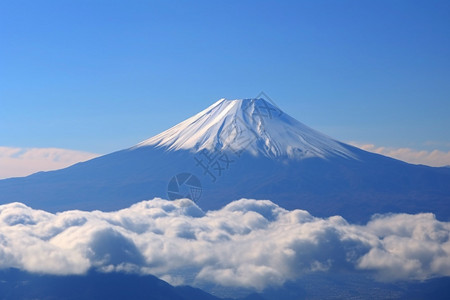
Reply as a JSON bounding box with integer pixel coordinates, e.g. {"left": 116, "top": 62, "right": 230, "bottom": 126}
{"left": 0, "top": 146, "right": 100, "bottom": 179}
{"left": 0, "top": 198, "right": 449, "bottom": 291}
{"left": 348, "top": 142, "right": 450, "bottom": 167}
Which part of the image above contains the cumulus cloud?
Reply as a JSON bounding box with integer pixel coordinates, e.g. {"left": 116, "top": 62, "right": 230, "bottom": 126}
{"left": 0, "top": 146, "right": 99, "bottom": 179}
{"left": 0, "top": 199, "right": 449, "bottom": 291}
{"left": 349, "top": 142, "right": 450, "bottom": 167}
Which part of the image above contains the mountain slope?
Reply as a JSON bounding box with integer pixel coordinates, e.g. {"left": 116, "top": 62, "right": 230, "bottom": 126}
{"left": 0, "top": 268, "right": 224, "bottom": 300}
{"left": 0, "top": 98, "right": 449, "bottom": 222}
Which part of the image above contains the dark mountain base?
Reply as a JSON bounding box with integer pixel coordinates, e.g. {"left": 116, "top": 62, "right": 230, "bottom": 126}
{"left": 0, "top": 144, "right": 449, "bottom": 223}
{"left": 259, "top": 273, "right": 450, "bottom": 300}
{"left": 1, "top": 268, "right": 448, "bottom": 300}
{"left": 0, "top": 268, "right": 222, "bottom": 300}
{"left": 204, "top": 273, "right": 450, "bottom": 300}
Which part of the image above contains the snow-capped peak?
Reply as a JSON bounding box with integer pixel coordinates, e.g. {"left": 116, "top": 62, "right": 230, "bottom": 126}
{"left": 135, "top": 98, "right": 356, "bottom": 160}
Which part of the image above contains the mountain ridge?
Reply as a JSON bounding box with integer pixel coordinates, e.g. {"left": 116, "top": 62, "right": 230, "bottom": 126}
{"left": 0, "top": 97, "right": 449, "bottom": 222}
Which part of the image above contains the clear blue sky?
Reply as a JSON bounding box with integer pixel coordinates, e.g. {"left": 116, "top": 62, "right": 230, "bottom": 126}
{"left": 1, "top": 0, "right": 449, "bottom": 154}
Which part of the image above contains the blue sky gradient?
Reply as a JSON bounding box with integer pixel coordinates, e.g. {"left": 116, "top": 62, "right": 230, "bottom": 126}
{"left": 1, "top": 0, "right": 449, "bottom": 154}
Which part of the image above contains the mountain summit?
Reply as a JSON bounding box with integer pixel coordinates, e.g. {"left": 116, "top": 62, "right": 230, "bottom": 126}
{"left": 136, "top": 98, "right": 355, "bottom": 160}
{"left": 0, "top": 97, "right": 449, "bottom": 222}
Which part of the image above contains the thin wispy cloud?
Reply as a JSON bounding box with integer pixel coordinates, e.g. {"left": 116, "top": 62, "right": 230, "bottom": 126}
{"left": 349, "top": 142, "right": 450, "bottom": 167}
{"left": 0, "top": 198, "right": 449, "bottom": 291}
{"left": 424, "top": 141, "right": 450, "bottom": 150}
{"left": 0, "top": 147, "right": 100, "bottom": 179}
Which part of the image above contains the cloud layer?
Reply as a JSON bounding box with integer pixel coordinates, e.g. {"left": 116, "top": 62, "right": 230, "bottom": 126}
{"left": 0, "top": 146, "right": 99, "bottom": 179}
{"left": 0, "top": 198, "right": 449, "bottom": 290}
{"left": 349, "top": 142, "right": 450, "bottom": 167}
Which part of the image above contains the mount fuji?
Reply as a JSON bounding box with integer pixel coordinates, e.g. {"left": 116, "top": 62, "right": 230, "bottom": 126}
{"left": 1, "top": 98, "right": 449, "bottom": 222}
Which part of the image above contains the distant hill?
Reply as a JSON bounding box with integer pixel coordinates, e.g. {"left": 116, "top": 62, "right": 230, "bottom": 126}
{"left": 0, "top": 268, "right": 223, "bottom": 300}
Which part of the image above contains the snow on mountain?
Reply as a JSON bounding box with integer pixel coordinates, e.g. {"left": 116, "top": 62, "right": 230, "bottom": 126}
{"left": 136, "top": 98, "right": 356, "bottom": 160}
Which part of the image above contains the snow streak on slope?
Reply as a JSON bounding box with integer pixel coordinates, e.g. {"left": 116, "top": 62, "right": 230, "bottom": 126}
{"left": 136, "top": 98, "right": 356, "bottom": 160}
